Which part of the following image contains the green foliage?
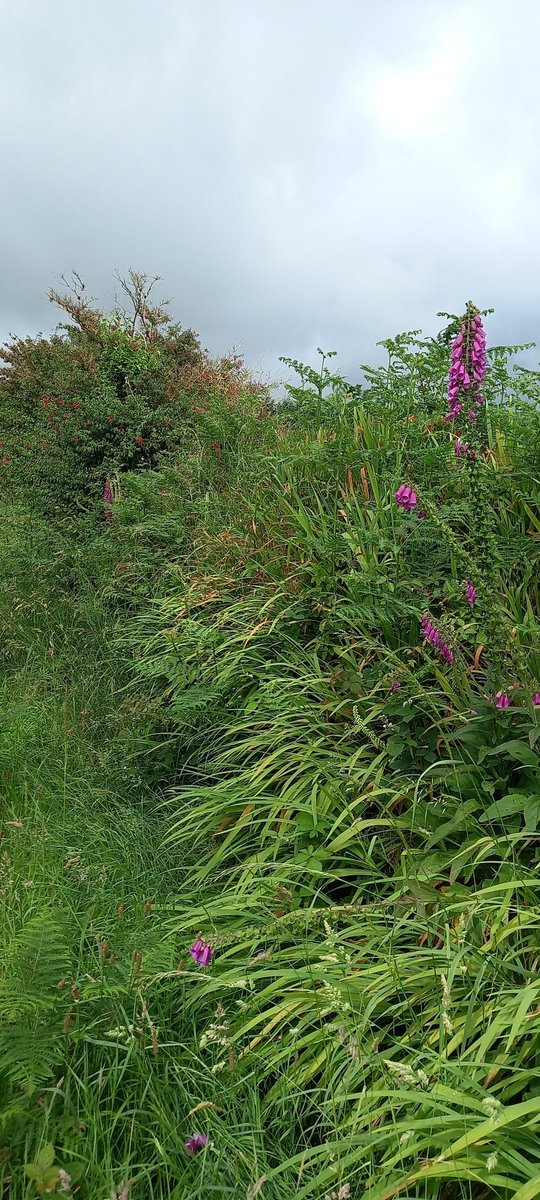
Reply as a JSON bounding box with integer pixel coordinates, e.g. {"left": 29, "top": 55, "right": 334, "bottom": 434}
{"left": 0, "top": 270, "right": 267, "bottom": 515}
{"left": 2, "top": 299, "right": 540, "bottom": 1197}
{"left": 0, "top": 914, "right": 73, "bottom": 1088}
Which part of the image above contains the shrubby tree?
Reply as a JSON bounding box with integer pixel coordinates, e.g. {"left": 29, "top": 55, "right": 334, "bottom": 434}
{"left": 0, "top": 271, "right": 260, "bottom": 514}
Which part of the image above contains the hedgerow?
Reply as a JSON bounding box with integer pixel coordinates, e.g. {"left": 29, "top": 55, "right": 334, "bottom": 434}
{"left": 2, "top": 290, "right": 540, "bottom": 1198}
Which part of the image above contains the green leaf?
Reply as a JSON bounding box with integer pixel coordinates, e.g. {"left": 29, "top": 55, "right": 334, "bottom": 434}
{"left": 480, "top": 794, "right": 527, "bottom": 823}
{"left": 295, "top": 813, "right": 315, "bottom": 833}
{"left": 387, "top": 735, "right": 405, "bottom": 760}
{"left": 35, "top": 1145, "right": 55, "bottom": 1172}
{"left": 24, "top": 1165, "right": 42, "bottom": 1182}
{"left": 479, "top": 739, "right": 539, "bottom": 767}
{"left": 524, "top": 795, "right": 540, "bottom": 831}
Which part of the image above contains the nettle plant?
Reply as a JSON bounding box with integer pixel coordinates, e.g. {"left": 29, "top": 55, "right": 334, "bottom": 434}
{"left": 394, "top": 302, "right": 540, "bottom": 713}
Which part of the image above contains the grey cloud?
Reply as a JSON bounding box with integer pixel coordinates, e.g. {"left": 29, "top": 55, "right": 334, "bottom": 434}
{"left": 1, "top": 0, "right": 539, "bottom": 389}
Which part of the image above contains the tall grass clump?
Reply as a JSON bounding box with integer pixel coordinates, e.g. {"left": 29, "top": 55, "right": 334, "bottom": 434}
{"left": 2, "top": 288, "right": 540, "bottom": 1198}
{"left": 129, "top": 308, "right": 540, "bottom": 1197}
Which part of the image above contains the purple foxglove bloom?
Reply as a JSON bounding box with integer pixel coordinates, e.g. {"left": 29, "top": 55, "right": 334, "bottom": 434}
{"left": 395, "top": 484, "right": 417, "bottom": 510}
{"left": 465, "top": 581, "right": 477, "bottom": 605}
{"left": 438, "top": 640, "right": 455, "bottom": 665}
{"left": 533, "top": 693, "right": 540, "bottom": 706}
{"left": 421, "top": 615, "right": 434, "bottom": 639}
{"left": 185, "top": 1133, "right": 208, "bottom": 1154}
{"left": 422, "top": 618, "right": 438, "bottom": 646}
{"left": 104, "top": 478, "right": 113, "bottom": 523}
{"left": 495, "top": 691, "right": 510, "bottom": 709}
{"left": 189, "top": 938, "right": 213, "bottom": 967}
{"left": 447, "top": 307, "right": 486, "bottom": 420}
{"left": 421, "top": 615, "right": 454, "bottom": 665}
{"left": 390, "top": 680, "right": 401, "bottom": 693}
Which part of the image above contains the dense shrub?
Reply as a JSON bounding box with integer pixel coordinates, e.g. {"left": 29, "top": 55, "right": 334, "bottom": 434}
{"left": 0, "top": 271, "right": 268, "bottom": 514}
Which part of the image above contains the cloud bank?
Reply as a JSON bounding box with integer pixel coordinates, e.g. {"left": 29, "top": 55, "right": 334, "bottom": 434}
{"left": 1, "top": 0, "right": 539, "bottom": 386}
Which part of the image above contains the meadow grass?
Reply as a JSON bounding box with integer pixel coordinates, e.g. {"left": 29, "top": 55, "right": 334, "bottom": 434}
{"left": 2, "top": 311, "right": 540, "bottom": 1197}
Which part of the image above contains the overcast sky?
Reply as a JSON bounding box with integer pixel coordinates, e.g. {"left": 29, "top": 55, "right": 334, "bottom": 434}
{"left": 1, "top": 0, "right": 539, "bottom": 387}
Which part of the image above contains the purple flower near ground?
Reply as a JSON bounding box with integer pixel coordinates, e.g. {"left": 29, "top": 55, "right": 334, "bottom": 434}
{"left": 185, "top": 1133, "right": 208, "bottom": 1154}
{"left": 465, "top": 581, "right": 477, "bottom": 606}
{"left": 420, "top": 614, "right": 454, "bottom": 665}
{"left": 495, "top": 691, "right": 510, "bottom": 709}
{"left": 189, "top": 938, "right": 213, "bottom": 967}
{"left": 533, "top": 692, "right": 540, "bottom": 706}
{"left": 417, "top": 510, "right": 427, "bottom": 520}
{"left": 455, "top": 438, "right": 469, "bottom": 456}
{"left": 390, "top": 680, "right": 401, "bottom": 693}
{"left": 395, "top": 484, "right": 417, "bottom": 510}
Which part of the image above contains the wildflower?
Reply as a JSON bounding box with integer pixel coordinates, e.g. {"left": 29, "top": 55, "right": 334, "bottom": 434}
{"left": 495, "top": 691, "right": 510, "bottom": 709}
{"left": 185, "top": 1132, "right": 208, "bottom": 1154}
{"left": 390, "top": 680, "right": 401, "bottom": 693}
{"left": 533, "top": 693, "right": 540, "bottom": 706}
{"left": 104, "top": 478, "right": 113, "bottom": 525}
{"left": 417, "top": 509, "right": 427, "bottom": 519}
{"left": 421, "top": 614, "right": 454, "bottom": 665}
{"left": 465, "top": 581, "right": 477, "bottom": 605}
{"left": 447, "top": 306, "right": 486, "bottom": 419}
{"left": 454, "top": 438, "right": 469, "bottom": 456}
{"left": 395, "top": 484, "right": 417, "bottom": 510}
{"left": 189, "top": 938, "right": 213, "bottom": 967}
{"left": 135, "top": 435, "right": 144, "bottom": 446}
